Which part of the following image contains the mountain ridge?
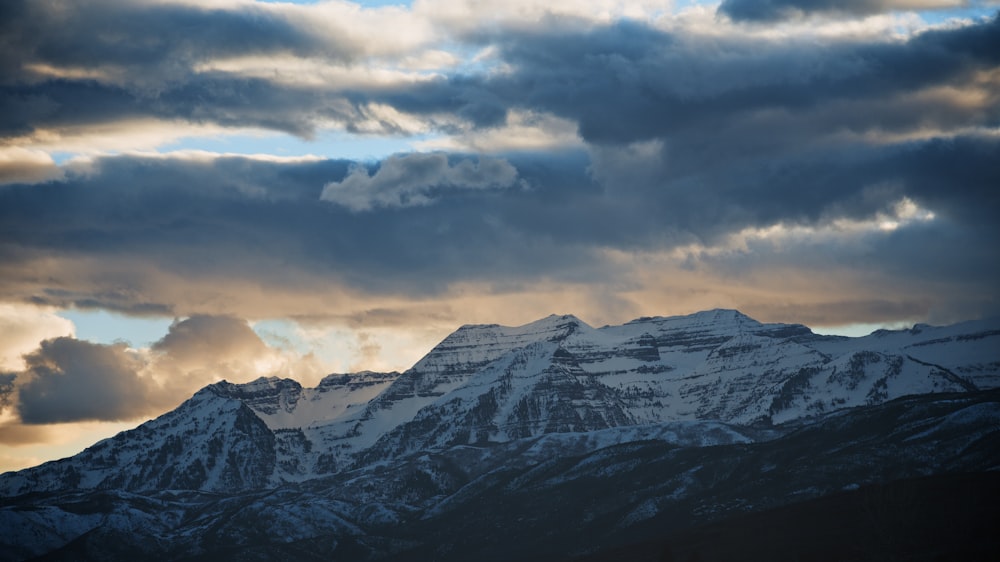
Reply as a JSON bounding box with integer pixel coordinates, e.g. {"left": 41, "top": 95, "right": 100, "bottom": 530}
{"left": 2, "top": 309, "right": 998, "bottom": 561}
{"left": 4, "top": 309, "right": 998, "bottom": 495}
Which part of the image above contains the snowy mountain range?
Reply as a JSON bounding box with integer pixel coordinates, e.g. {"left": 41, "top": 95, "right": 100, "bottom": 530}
{"left": 2, "top": 309, "right": 999, "bottom": 561}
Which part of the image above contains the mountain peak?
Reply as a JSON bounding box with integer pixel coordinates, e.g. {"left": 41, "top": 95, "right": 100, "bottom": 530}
{"left": 538, "top": 313, "right": 583, "bottom": 322}
{"left": 521, "top": 313, "right": 590, "bottom": 335}
{"left": 437, "top": 314, "right": 591, "bottom": 354}
{"left": 450, "top": 313, "right": 588, "bottom": 335}
{"left": 206, "top": 376, "right": 302, "bottom": 399}
{"left": 692, "top": 308, "right": 755, "bottom": 323}
{"left": 538, "top": 312, "right": 586, "bottom": 324}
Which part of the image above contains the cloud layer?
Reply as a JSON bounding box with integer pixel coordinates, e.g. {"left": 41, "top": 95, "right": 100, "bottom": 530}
{"left": 1, "top": 133, "right": 997, "bottom": 324}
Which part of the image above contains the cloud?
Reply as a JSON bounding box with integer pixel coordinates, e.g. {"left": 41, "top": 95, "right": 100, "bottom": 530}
{"left": 718, "top": 0, "right": 972, "bottom": 22}
{"left": 1, "top": 0, "right": 357, "bottom": 87}
{"left": 0, "top": 151, "right": 604, "bottom": 313}
{"left": 415, "top": 110, "right": 583, "bottom": 153}
{"left": 469, "top": 16, "right": 1000, "bottom": 146}
{"left": 16, "top": 337, "right": 152, "bottom": 424}
{"left": 320, "top": 152, "right": 519, "bottom": 211}
{"left": 0, "top": 373, "right": 13, "bottom": 411}
{"left": 0, "top": 125, "right": 998, "bottom": 325}
{"left": 0, "top": 147, "right": 62, "bottom": 184}
{"left": 0, "top": 4, "right": 997, "bottom": 340}
{"left": 152, "top": 314, "right": 268, "bottom": 369}
{"left": 349, "top": 332, "right": 383, "bottom": 372}
{"left": 0, "top": 304, "right": 75, "bottom": 371}
{"left": 3, "top": 0, "right": 996, "bottom": 152}
{"left": 147, "top": 314, "right": 328, "bottom": 395}
{"left": 0, "top": 0, "right": 434, "bottom": 141}
{"left": 421, "top": 0, "right": 672, "bottom": 31}
{"left": 0, "top": 424, "right": 50, "bottom": 448}
{"left": 0, "top": 313, "right": 326, "bottom": 427}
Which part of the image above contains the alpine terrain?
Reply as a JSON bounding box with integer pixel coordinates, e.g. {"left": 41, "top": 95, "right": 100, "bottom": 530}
{"left": 2, "top": 309, "right": 999, "bottom": 561}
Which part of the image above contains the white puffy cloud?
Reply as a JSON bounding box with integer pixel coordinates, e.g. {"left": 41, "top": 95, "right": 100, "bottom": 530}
{"left": 320, "top": 152, "right": 519, "bottom": 210}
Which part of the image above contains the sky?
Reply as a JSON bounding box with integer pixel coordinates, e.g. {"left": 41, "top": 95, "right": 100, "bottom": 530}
{"left": 1, "top": 0, "right": 999, "bottom": 472}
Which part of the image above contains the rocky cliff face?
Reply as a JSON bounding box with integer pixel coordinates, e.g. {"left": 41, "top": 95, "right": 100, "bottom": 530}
{"left": 346, "top": 310, "right": 998, "bottom": 469}
{"left": 0, "top": 386, "right": 276, "bottom": 496}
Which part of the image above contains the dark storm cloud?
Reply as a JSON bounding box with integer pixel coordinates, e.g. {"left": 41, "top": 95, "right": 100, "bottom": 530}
{"left": 0, "top": 0, "right": 344, "bottom": 81}
{"left": 16, "top": 337, "right": 151, "bottom": 424}
{"left": 0, "top": 152, "right": 606, "bottom": 312}
{"left": 451, "top": 16, "right": 1000, "bottom": 146}
{"left": 0, "top": 71, "right": 363, "bottom": 139}
{"left": 3, "top": 0, "right": 998, "bottom": 145}
{"left": 0, "top": 0, "right": 364, "bottom": 137}
{"left": 1, "top": 131, "right": 999, "bottom": 319}
{"left": 719, "top": 0, "right": 973, "bottom": 21}
{"left": 0, "top": 4, "right": 997, "bottom": 324}
{"left": 377, "top": 15, "right": 1000, "bottom": 245}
